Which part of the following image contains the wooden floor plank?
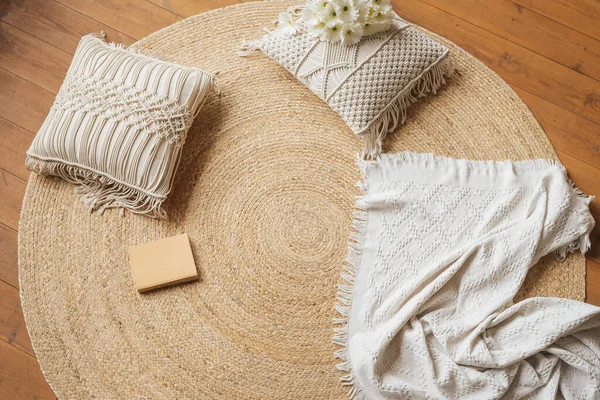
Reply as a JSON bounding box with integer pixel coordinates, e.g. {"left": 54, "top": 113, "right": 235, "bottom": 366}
{"left": 0, "top": 223, "right": 19, "bottom": 290}
{"left": 0, "top": 169, "right": 26, "bottom": 232}
{"left": 0, "top": 21, "right": 71, "bottom": 94}
{"left": 0, "top": 339, "right": 54, "bottom": 400}
{"left": 0, "top": 117, "right": 32, "bottom": 182}
{"left": 0, "top": 281, "right": 34, "bottom": 356}
{"left": 147, "top": 0, "right": 242, "bottom": 18}
{"left": 516, "top": 0, "right": 600, "bottom": 40}
{"left": 0, "top": 68, "right": 54, "bottom": 134}
{"left": 394, "top": 0, "right": 600, "bottom": 126}
{"left": 422, "top": 0, "right": 600, "bottom": 83}
{"left": 514, "top": 88, "right": 600, "bottom": 170}
{"left": 55, "top": 0, "right": 181, "bottom": 40}
{"left": 587, "top": 259, "right": 600, "bottom": 306}
{"left": 0, "top": 0, "right": 135, "bottom": 55}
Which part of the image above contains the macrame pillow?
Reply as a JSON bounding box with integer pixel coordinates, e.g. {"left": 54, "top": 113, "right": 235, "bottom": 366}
{"left": 26, "top": 34, "right": 215, "bottom": 218}
{"left": 240, "top": 15, "right": 452, "bottom": 157}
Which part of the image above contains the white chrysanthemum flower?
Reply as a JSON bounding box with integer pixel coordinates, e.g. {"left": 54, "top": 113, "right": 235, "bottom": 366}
{"left": 307, "top": 20, "right": 327, "bottom": 37}
{"left": 315, "top": 0, "right": 332, "bottom": 11}
{"left": 341, "top": 22, "right": 364, "bottom": 45}
{"left": 336, "top": 0, "right": 359, "bottom": 23}
{"left": 371, "top": 4, "right": 394, "bottom": 23}
{"left": 321, "top": 22, "right": 343, "bottom": 43}
{"left": 301, "top": 2, "right": 321, "bottom": 26}
{"left": 363, "top": 3, "right": 393, "bottom": 36}
{"left": 318, "top": 2, "right": 342, "bottom": 27}
{"left": 356, "top": 0, "right": 371, "bottom": 24}
{"left": 278, "top": 11, "right": 299, "bottom": 35}
{"left": 363, "top": 21, "right": 385, "bottom": 36}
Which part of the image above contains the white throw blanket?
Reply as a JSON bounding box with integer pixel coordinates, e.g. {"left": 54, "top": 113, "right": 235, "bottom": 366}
{"left": 334, "top": 153, "right": 600, "bottom": 399}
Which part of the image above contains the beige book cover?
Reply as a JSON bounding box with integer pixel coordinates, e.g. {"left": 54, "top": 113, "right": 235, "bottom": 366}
{"left": 129, "top": 233, "right": 198, "bottom": 293}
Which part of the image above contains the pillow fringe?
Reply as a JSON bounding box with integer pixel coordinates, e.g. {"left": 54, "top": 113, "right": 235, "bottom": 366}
{"left": 26, "top": 158, "right": 167, "bottom": 219}
{"left": 360, "top": 54, "right": 454, "bottom": 159}
{"left": 238, "top": 37, "right": 267, "bottom": 57}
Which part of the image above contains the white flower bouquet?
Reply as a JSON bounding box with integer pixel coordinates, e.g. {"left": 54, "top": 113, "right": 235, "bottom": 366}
{"left": 279, "top": 0, "right": 395, "bottom": 45}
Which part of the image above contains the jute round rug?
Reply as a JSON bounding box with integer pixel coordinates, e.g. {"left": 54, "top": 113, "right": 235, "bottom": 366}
{"left": 19, "top": 2, "right": 586, "bottom": 399}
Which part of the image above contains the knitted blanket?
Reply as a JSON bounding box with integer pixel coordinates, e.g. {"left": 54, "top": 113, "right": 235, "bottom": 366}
{"left": 334, "top": 153, "right": 600, "bottom": 399}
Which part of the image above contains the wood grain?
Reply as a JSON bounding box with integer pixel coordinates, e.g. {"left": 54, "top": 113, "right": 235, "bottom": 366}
{"left": 0, "top": 68, "right": 54, "bottom": 133}
{"left": 0, "top": 339, "right": 55, "bottom": 400}
{"left": 0, "top": 0, "right": 135, "bottom": 54}
{"left": 0, "top": 21, "right": 71, "bottom": 94}
{"left": 0, "top": 223, "right": 19, "bottom": 289}
{"left": 515, "top": 0, "right": 600, "bottom": 40}
{"left": 147, "top": 0, "right": 242, "bottom": 18}
{"left": 514, "top": 88, "right": 600, "bottom": 170}
{"left": 0, "top": 169, "right": 26, "bottom": 231}
{"left": 55, "top": 0, "right": 181, "bottom": 40}
{"left": 0, "top": 281, "right": 34, "bottom": 355}
{"left": 0, "top": 117, "right": 32, "bottom": 182}
{"left": 421, "top": 0, "right": 600, "bottom": 82}
{"left": 394, "top": 0, "right": 600, "bottom": 125}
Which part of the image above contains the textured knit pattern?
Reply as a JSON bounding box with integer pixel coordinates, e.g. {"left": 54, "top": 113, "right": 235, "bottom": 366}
{"left": 261, "top": 24, "right": 317, "bottom": 72}
{"left": 335, "top": 153, "right": 599, "bottom": 399}
{"left": 26, "top": 34, "right": 214, "bottom": 218}
{"left": 254, "top": 15, "right": 450, "bottom": 157}
{"left": 328, "top": 26, "right": 448, "bottom": 133}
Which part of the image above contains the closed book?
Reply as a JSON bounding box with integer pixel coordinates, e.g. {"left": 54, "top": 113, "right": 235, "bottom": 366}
{"left": 129, "top": 233, "right": 198, "bottom": 292}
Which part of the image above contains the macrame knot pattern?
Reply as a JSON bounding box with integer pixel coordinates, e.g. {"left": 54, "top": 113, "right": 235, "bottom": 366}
{"left": 53, "top": 73, "right": 192, "bottom": 147}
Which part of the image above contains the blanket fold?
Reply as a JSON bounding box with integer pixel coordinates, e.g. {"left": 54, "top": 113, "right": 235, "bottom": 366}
{"left": 335, "top": 152, "right": 599, "bottom": 399}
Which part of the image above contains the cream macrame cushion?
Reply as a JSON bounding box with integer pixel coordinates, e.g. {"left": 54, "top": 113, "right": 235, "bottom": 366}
{"left": 26, "top": 34, "right": 215, "bottom": 218}
{"left": 241, "top": 14, "right": 452, "bottom": 158}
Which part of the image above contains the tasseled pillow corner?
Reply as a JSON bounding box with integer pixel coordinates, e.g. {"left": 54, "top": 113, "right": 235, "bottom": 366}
{"left": 26, "top": 33, "right": 216, "bottom": 218}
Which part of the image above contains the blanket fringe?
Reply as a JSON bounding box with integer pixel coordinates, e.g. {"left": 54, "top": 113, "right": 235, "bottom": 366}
{"left": 360, "top": 53, "right": 455, "bottom": 159}
{"left": 554, "top": 180, "right": 595, "bottom": 262}
{"left": 374, "top": 151, "right": 564, "bottom": 173}
{"left": 332, "top": 159, "right": 370, "bottom": 400}
{"left": 26, "top": 157, "right": 167, "bottom": 219}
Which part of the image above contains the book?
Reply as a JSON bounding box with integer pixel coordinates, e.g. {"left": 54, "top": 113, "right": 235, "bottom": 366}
{"left": 129, "top": 233, "right": 198, "bottom": 293}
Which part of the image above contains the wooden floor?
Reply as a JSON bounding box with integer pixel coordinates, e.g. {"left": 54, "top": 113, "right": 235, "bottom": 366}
{"left": 0, "top": 0, "right": 599, "bottom": 398}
